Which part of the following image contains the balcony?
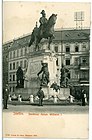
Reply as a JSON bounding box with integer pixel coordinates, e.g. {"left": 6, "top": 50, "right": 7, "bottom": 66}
{"left": 79, "top": 77, "right": 89, "bottom": 83}
{"left": 79, "top": 63, "right": 89, "bottom": 70}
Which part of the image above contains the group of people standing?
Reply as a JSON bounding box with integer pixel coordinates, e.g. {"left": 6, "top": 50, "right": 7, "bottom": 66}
{"left": 2, "top": 85, "right": 87, "bottom": 108}
{"left": 36, "top": 85, "right": 88, "bottom": 106}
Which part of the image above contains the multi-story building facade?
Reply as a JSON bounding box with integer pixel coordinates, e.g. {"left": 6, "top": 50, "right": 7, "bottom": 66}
{"left": 2, "top": 41, "right": 12, "bottom": 89}
{"left": 53, "top": 29, "right": 90, "bottom": 91}
{"left": 8, "top": 35, "right": 31, "bottom": 93}
{"left": 3, "top": 28, "right": 90, "bottom": 96}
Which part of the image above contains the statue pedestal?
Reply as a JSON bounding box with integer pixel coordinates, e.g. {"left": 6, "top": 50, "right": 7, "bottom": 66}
{"left": 14, "top": 50, "right": 71, "bottom": 101}
{"left": 24, "top": 49, "right": 57, "bottom": 94}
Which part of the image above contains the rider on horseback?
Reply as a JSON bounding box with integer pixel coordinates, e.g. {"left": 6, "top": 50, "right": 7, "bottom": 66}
{"left": 39, "top": 10, "right": 47, "bottom": 35}
{"left": 29, "top": 10, "right": 57, "bottom": 50}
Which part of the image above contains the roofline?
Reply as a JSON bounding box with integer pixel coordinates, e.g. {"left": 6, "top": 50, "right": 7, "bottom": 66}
{"left": 3, "top": 27, "right": 90, "bottom": 45}
{"left": 55, "top": 27, "right": 90, "bottom": 31}
{"left": 3, "top": 33, "right": 31, "bottom": 45}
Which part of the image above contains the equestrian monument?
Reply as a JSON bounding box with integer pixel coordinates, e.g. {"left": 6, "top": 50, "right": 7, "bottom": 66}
{"left": 23, "top": 10, "right": 58, "bottom": 98}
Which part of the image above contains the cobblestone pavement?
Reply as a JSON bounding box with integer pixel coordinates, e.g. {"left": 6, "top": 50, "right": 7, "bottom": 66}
{"left": 3, "top": 103, "right": 89, "bottom": 114}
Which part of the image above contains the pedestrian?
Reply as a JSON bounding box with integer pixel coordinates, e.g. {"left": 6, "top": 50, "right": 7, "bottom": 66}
{"left": 3, "top": 85, "right": 9, "bottom": 109}
{"left": 81, "top": 89, "right": 85, "bottom": 106}
{"left": 37, "top": 87, "right": 45, "bottom": 106}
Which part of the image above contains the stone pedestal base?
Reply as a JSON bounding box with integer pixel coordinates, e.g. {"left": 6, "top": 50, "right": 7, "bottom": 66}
{"left": 14, "top": 50, "right": 70, "bottom": 102}
{"left": 57, "top": 88, "right": 70, "bottom": 100}
{"left": 24, "top": 49, "right": 57, "bottom": 89}
{"left": 14, "top": 87, "right": 70, "bottom": 102}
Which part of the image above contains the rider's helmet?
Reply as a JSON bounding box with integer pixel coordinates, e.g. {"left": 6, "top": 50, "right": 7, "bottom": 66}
{"left": 40, "top": 10, "right": 46, "bottom": 16}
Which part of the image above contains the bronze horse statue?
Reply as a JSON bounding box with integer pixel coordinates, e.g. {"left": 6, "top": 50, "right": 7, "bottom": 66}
{"left": 29, "top": 14, "right": 57, "bottom": 50}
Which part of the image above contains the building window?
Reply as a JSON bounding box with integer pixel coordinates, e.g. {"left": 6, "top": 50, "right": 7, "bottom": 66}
{"left": 10, "top": 63, "right": 12, "bottom": 70}
{"left": 82, "top": 58, "right": 86, "bottom": 64}
{"left": 20, "top": 61, "right": 23, "bottom": 67}
{"left": 9, "top": 74, "right": 12, "bottom": 81}
{"left": 82, "top": 43, "right": 86, "bottom": 51}
{"left": 74, "top": 71, "right": 79, "bottom": 79}
{"left": 13, "top": 62, "right": 15, "bottom": 69}
{"left": 80, "top": 71, "right": 89, "bottom": 80}
{"left": 13, "top": 51, "right": 15, "bottom": 58}
{"left": 24, "top": 48, "right": 25, "bottom": 55}
{"left": 82, "top": 46, "right": 86, "bottom": 51}
{"left": 13, "top": 74, "right": 15, "bottom": 81}
{"left": 10, "top": 52, "right": 12, "bottom": 59}
{"left": 17, "top": 49, "right": 19, "bottom": 57}
{"left": 74, "top": 57, "right": 79, "bottom": 65}
{"left": 20, "top": 48, "right": 23, "bottom": 56}
{"left": 75, "top": 46, "right": 79, "bottom": 52}
{"left": 24, "top": 60, "right": 27, "bottom": 68}
{"left": 66, "top": 59, "right": 70, "bottom": 65}
{"left": 66, "top": 46, "right": 70, "bottom": 53}
{"left": 16, "top": 61, "right": 19, "bottom": 69}
{"left": 54, "top": 46, "right": 58, "bottom": 52}
{"left": 25, "top": 47, "right": 27, "bottom": 54}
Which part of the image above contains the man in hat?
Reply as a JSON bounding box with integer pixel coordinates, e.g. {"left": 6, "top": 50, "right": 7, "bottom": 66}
{"left": 3, "top": 84, "right": 9, "bottom": 109}
{"left": 37, "top": 87, "right": 45, "bottom": 106}
{"left": 81, "top": 89, "right": 86, "bottom": 106}
{"left": 39, "top": 10, "right": 47, "bottom": 35}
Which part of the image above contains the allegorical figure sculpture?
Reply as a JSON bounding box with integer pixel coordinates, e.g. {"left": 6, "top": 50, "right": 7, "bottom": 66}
{"left": 37, "top": 62, "right": 49, "bottom": 86}
{"left": 50, "top": 82, "right": 60, "bottom": 92}
{"left": 60, "top": 64, "right": 70, "bottom": 87}
{"left": 29, "top": 10, "right": 57, "bottom": 50}
{"left": 16, "top": 66, "right": 24, "bottom": 88}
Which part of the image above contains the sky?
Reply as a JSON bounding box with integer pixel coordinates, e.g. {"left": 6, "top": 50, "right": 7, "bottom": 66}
{"left": 3, "top": 1, "right": 91, "bottom": 43}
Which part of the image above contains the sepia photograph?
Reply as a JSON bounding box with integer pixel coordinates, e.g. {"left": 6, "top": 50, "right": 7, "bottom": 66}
{"left": 2, "top": 1, "right": 91, "bottom": 139}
